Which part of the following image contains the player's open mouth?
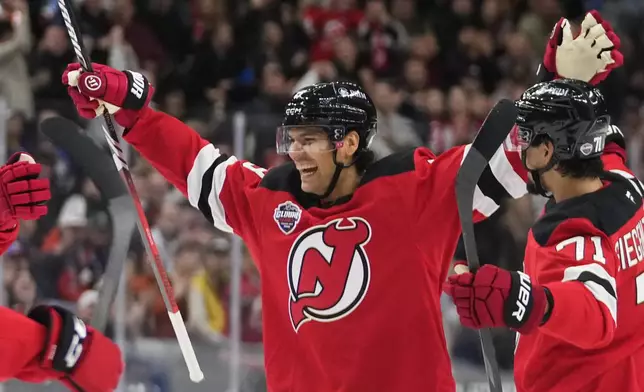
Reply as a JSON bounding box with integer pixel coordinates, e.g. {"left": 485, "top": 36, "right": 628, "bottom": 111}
{"left": 300, "top": 167, "right": 317, "bottom": 177}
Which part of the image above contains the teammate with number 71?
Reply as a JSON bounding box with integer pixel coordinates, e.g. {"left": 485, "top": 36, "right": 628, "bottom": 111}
{"left": 444, "top": 79, "right": 644, "bottom": 392}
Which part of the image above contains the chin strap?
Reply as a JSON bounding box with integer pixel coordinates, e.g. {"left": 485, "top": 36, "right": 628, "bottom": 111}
{"left": 522, "top": 150, "right": 558, "bottom": 197}
{"left": 318, "top": 151, "right": 359, "bottom": 202}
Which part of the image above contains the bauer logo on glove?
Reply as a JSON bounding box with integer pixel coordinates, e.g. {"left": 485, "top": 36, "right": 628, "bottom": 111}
{"left": 62, "top": 62, "right": 155, "bottom": 128}
{"left": 509, "top": 271, "right": 533, "bottom": 325}
{"left": 444, "top": 264, "right": 550, "bottom": 334}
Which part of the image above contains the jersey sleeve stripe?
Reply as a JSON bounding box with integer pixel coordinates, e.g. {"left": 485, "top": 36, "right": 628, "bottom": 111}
{"left": 488, "top": 147, "right": 527, "bottom": 199}
{"left": 461, "top": 144, "right": 527, "bottom": 217}
{"left": 473, "top": 185, "right": 501, "bottom": 217}
{"left": 187, "top": 144, "right": 236, "bottom": 233}
{"left": 196, "top": 154, "right": 225, "bottom": 225}
{"left": 609, "top": 169, "right": 644, "bottom": 196}
{"left": 562, "top": 263, "right": 617, "bottom": 325}
{"left": 478, "top": 165, "right": 511, "bottom": 205}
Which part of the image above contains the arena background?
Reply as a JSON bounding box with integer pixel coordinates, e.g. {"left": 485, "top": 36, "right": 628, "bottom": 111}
{"left": 0, "top": 0, "right": 642, "bottom": 390}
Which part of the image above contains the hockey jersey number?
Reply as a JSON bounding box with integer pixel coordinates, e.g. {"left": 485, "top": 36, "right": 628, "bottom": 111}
{"left": 555, "top": 236, "right": 606, "bottom": 264}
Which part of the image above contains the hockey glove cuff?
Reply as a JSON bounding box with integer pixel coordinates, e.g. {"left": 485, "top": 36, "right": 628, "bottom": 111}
{"left": 445, "top": 264, "right": 549, "bottom": 334}
{"left": 542, "top": 10, "right": 623, "bottom": 85}
{"left": 62, "top": 62, "right": 155, "bottom": 128}
{"left": 28, "top": 305, "right": 123, "bottom": 392}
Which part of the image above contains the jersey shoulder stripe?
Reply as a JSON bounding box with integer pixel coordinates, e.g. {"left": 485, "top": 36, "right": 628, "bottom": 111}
{"left": 359, "top": 148, "right": 416, "bottom": 185}
{"left": 532, "top": 175, "right": 643, "bottom": 247}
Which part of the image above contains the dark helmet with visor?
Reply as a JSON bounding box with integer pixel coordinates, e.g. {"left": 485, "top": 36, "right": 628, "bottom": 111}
{"left": 512, "top": 78, "right": 611, "bottom": 196}
{"left": 277, "top": 81, "right": 377, "bottom": 155}
{"left": 276, "top": 81, "right": 378, "bottom": 199}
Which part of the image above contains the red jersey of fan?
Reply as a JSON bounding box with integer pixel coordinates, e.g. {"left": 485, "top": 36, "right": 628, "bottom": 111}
{"left": 515, "top": 144, "right": 644, "bottom": 392}
{"left": 302, "top": 6, "right": 364, "bottom": 61}
{"left": 124, "top": 107, "right": 527, "bottom": 391}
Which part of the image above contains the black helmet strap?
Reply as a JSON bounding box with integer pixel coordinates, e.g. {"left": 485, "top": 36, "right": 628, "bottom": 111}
{"left": 522, "top": 149, "right": 558, "bottom": 198}
{"left": 318, "top": 150, "right": 360, "bottom": 201}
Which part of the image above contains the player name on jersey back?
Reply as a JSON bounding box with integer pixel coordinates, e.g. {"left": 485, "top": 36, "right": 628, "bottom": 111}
{"left": 615, "top": 215, "right": 644, "bottom": 272}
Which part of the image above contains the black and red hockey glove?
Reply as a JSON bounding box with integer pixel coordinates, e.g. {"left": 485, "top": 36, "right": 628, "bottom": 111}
{"left": 0, "top": 152, "right": 50, "bottom": 230}
{"left": 540, "top": 10, "right": 623, "bottom": 85}
{"left": 444, "top": 264, "right": 552, "bottom": 334}
{"left": 62, "top": 62, "right": 155, "bottom": 129}
{"left": 27, "top": 305, "right": 123, "bottom": 392}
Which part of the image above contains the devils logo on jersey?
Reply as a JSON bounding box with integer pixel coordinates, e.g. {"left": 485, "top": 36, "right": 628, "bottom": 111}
{"left": 287, "top": 217, "right": 372, "bottom": 332}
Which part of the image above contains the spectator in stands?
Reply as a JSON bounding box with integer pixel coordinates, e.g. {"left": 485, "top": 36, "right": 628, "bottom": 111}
{"left": 357, "top": 0, "right": 408, "bottom": 78}
{"left": 5, "top": 111, "right": 31, "bottom": 156}
{"left": 9, "top": 269, "right": 37, "bottom": 314}
{"left": 0, "top": 0, "right": 33, "bottom": 118}
{"left": 76, "top": 289, "right": 98, "bottom": 324}
{"left": 152, "top": 198, "right": 181, "bottom": 272}
{"left": 2, "top": 241, "right": 37, "bottom": 315}
{"left": 188, "top": 21, "right": 241, "bottom": 110}
{"left": 139, "top": 240, "right": 201, "bottom": 338}
{"left": 302, "top": 0, "right": 363, "bottom": 62}
{"left": 369, "top": 79, "right": 422, "bottom": 159}
{"left": 29, "top": 24, "right": 73, "bottom": 114}
{"left": 51, "top": 194, "right": 103, "bottom": 302}
{"left": 188, "top": 236, "right": 231, "bottom": 343}
{"left": 112, "top": 0, "right": 165, "bottom": 81}
{"left": 78, "top": 0, "right": 113, "bottom": 65}
{"left": 242, "top": 61, "right": 293, "bottom": 167}
{"left": 240, "top": 245, "right": 262, "bottom": 342}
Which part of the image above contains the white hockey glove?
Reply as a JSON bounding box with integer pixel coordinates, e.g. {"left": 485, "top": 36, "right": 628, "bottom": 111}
{"left": 541, "top": 10, "right": 623, "bottom": 85}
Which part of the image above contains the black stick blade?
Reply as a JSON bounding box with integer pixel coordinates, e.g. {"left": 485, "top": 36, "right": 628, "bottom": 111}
{"left": 40, "top": 117, "right": 126, "bottom": 199}
{"left": 469, "top": 99, "right": 518, "bottom": 162}
{"left": 40, "top": 116, "right": 136, "bottom": 332}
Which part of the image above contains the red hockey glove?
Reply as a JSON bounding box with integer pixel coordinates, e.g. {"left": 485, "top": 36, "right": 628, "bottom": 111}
{"left": 541, "top": 10, "right": 623, "bottom": 85}
{"left": 62, "top": 62, "right": 155, "bottom": 128}
{"left": 28, "top": 305, "right": 123, "bottom": 392}
{"left": 444, "top": 264, "right": 550, "bottom": 334}
{"left": 0, "top": 152, "right": 50, "bottom": 229}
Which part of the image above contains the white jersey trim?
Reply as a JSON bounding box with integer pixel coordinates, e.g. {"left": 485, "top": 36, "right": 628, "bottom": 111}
{"left": 562, "top": 263, "right": 617, "bottom": 325}
{"left": 187, "top": 144, "right": 236, "bottom": 233}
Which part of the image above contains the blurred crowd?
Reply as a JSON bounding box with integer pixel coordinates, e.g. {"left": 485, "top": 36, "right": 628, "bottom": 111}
{"left": 1, "top": 0, "right": 644, "bottom": 380}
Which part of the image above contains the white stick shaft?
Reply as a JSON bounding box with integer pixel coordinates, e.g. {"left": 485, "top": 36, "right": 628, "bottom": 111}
{"left": 168, "top": 310, "right": 204, "bottom": 383}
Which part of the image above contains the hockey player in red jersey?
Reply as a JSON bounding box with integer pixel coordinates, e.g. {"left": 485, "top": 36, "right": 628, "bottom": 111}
{"left": 60, "top": 10, "right": 621, "bottom": 391}
{"left": 0, "top": 153, "right": 123, "bottom": 391}
{"left": 445, "top": 79, "right": 644, "bottom": 392}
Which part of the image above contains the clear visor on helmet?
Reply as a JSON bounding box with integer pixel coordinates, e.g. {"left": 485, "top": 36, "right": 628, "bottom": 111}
{"left": 276, "top": 125, "right": 342, "bottom": 155}
{"left": 505, "top": 125, "right": 534, "bottom": 152}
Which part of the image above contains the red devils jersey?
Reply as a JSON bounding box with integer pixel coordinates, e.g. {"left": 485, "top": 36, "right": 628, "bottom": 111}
{"left": 515, "top": 146, "right": 644, "bottom": 392}
{"left": 0, "top": 225, "right": 67, "bottom": 383}
{"left": 124, "top": 107, "right": 527, "bottom": 392}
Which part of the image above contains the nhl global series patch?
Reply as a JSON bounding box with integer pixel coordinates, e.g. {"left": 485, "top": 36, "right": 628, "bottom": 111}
{"left": 274, "top": 201, "right": 302, "bottom": 235}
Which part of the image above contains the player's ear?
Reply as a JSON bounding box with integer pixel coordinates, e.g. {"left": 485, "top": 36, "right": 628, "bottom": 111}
{"left": 542, "top": 139, "right": 554, "bottom": 161}
{"left": 339, "top": 130, "right": 360, "bottom": 163}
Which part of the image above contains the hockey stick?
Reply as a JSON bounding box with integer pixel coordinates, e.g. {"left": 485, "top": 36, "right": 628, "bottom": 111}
{"left": 40, "top": 117, "right": 136, "bottom": 334}
{"left": 57, "top": 0, "right": 204, "bottom": 383}
{"left": 455, "top": 99, "right": 518, "bottom": 392}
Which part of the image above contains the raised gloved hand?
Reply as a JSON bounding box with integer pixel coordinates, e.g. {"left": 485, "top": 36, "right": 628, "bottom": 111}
{"left": 28, "top": 305, "right": 123, "bottom": 392}
{"left": 62, "top": 63, "right": 155, "bottom": 129}
{"left": 444, "top": 264, "right": 550, "bottom": 334}
{"left": 542, "top": 10, "right": 623, "bottom": 85}
{"left": 0, "top": 152, "right": 50, "bottom": 230}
